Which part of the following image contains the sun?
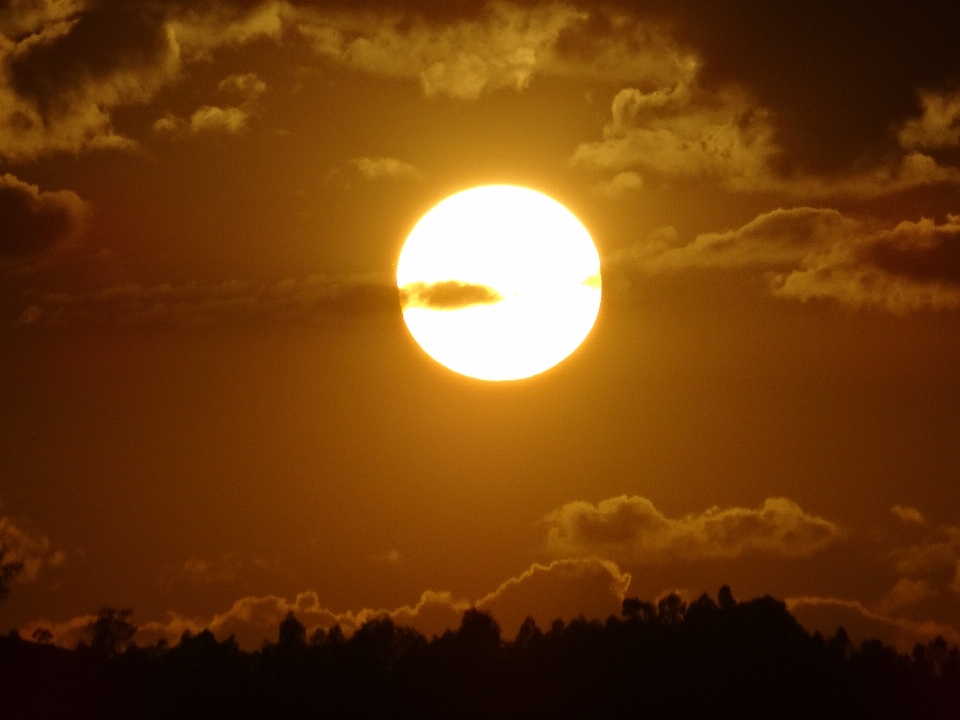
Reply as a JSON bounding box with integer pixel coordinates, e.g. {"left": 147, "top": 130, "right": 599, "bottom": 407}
{"left": 397, "top": 185, "right": 601, "bottom": 381}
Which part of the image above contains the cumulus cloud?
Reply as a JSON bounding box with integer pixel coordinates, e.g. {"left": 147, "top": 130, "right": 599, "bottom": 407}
{"left": 296, "top": 2, "right": 693, "bottom": 100}
{"left": 351, "top": 156, "right": 421, "bottom": 180}
{"left": 188, "top": 105, "right": 250, "bottom": 134}
{"left": 544, "top": 495, "right": 841, "bottom": 563}
{"left": 608, "top": 208, "right": 960, "bottom": 314}
{"left": 0, "top": 1, "right": 283, "bottom": 159}
{"left": 16, "top": 271, "right": 399, "bottom": 327}
{"left": 474, "top": 558, "right": 630, "bottom": 637}
{"left": 155, "top": 72, "right": 266, "bottom": 137}
{"left": 0, "top": 514, "right": 65, "bottom": 584}
{"left": 573, "top": 84, "right": 778, "bottom": 193}
{"left": 899, "top": 88, "right": 960, "bottom": 150}
{"left": 399, "top": 280, "right": 503, "bottom": 310}
{"left": 25, "top": 557, "right": 630, "bottom": 650}
{"left": 575, "top": 82, "right": 960, "bottom": 198}
{"left": 0, "top": 173, "right": 89, "bottom": 257}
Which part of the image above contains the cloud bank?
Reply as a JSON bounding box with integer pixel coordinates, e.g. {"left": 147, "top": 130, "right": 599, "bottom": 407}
{"left": 609, "top": 208, "right": 960, "bottom": 314}
{"left": 545, "top": 495, "right": 841, "bottom": 563}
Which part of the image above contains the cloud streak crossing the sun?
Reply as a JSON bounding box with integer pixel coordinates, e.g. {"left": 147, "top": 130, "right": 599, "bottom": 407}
{"left": 399, "top": 280, "right": 504, "bottom": 310}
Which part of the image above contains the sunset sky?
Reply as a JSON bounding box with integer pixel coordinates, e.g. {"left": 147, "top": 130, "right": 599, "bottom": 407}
{"left": 2, "top": 0, "right": 960, "bottom": 652}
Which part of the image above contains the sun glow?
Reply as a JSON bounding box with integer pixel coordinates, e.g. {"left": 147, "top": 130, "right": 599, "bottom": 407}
{"left": 397, "top": 185, "right": 601, "bottom": 381}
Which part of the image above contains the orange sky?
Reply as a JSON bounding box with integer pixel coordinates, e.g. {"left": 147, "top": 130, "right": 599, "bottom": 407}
{"left": 2, "top": 0, "right": 960, "bottom": 652}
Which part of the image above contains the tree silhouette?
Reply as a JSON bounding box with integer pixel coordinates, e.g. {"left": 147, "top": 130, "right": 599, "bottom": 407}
{"left": 85, "top": 608, "right": 136, "bottom": 657}
{"left": 717, "top": 584, "right": 737, "bottom": 610}
{"left": 277, "top": 611, "right": 306, "bottom": 650}
{"left": 1, "top": 588, "right": 959, "bottom": 719}
{"left": 0, "top": 545, "right": 24, "bottom": 604}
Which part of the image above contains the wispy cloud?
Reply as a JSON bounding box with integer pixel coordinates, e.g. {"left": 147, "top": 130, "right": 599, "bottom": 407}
{"left": 787, "top": 595, "right": 960, "bottom": 652}
{"left": 608, "top": 208, "right": 960, "bottom": 314}
{"left": 16, "top": 271, "right": 399, "bottom": 327}
{"left": 295, "top": 2, "right": 692, "bottom": 100}
{"left": 575, "top": 82, "right": 960, "bottom": 198}
{"left": 350, "top": 156, "right": 422, "bottom": 181}
{"left": 0, "top": 1, "right": 283, "bottom": 159}
{"left": 24, "top": 557, "right": 630, "bottom": 650}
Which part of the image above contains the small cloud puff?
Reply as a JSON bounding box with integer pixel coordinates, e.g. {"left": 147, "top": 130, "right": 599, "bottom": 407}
{"left": 155, "top": 72, "right": 266, "bottom": 137}
{"left": 351, "top": 156, "right": 422, "bottom": 181}
{"left": 891, "top": 506, "right": 926, "bottom": 524}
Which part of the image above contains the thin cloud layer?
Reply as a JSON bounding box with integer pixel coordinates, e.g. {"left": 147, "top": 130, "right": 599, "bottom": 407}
{"left": 25, "top": 557, "right": 630, "bottom": 650}
{"left": 399, "top": 280, "right": 503, "bottom": 310}
{"left": 351, "top": 156, "right": 421, "bottom": 180}
{"left": 608, "top": 208, "right": 960, "bottom": 314}
{"left": 0, "top": 173, "right": 89, "bottom": 257}
{"left": 787, "top": 595, "right": 960, "bottom": 653}
{"left": 16, "top": 272, "right": 399, "bottom": 326}
{"left": 545, "top": 495, "right": 841, "bottom": 563}
{"left": 886, "top": 507, "right": 960, "bottom": 578}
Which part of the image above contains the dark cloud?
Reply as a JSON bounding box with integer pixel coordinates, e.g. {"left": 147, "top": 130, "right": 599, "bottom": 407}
{"left": 865, "top": 219, "right": 960, "bottom": 284}
{"left": 632, "top": 0, "right": 960, "bottom": 174}
{"left": 0, "top": 173, "right": 88, "bottom": 257}
{"left": 8, "top": 1, "right": 170, "bottom": 115}
{"left": 400, "top": 280, "right": 503, "bottom": 310}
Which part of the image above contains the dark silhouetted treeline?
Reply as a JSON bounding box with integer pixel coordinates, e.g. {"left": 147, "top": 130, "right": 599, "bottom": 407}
{"left": 2, "top": 588, "right": 959, "bottom": 719}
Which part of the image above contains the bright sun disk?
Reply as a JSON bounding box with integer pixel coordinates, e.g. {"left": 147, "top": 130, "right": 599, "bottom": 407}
{"left": 397, "top": 185, "right": 601, "bottom": 381}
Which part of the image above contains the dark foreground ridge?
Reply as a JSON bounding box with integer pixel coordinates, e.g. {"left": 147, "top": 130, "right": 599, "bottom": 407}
{"left": 2, "top": 588, "right": 959, "bottom": 719}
